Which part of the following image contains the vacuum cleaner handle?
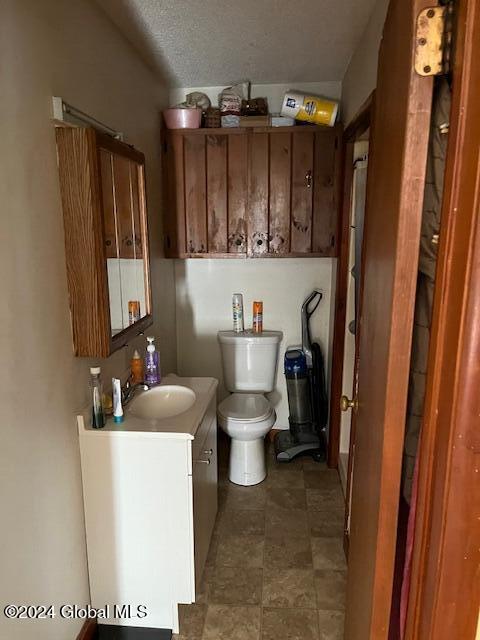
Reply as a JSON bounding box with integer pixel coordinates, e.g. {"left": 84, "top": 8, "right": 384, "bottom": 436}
{"left": 301, "top": 290, "right": 323, "bottom": 366}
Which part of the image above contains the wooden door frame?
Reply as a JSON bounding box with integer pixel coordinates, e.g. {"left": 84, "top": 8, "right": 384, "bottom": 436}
{"left": 327, "top": 94, "right": 373, "bottom": 469}
{"left": 405, "top": 0, "right": 480, "bottom": 637}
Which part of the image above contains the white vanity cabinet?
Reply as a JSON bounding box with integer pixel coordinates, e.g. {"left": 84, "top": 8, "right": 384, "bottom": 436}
{"left": 77, "top": 376, "right": 218, "bottom": 634}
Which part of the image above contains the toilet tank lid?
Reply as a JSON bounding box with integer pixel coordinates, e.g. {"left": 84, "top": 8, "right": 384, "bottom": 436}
{"left": 218, "top": 330, "right": 283, "bottom": 345}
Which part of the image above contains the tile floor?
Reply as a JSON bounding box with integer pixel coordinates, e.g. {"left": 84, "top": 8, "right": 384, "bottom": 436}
{"left": 175, "top": 435, "right": 346, "bottom": 640}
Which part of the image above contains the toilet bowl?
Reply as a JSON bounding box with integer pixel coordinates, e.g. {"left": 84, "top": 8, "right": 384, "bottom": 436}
{"left": 218, "top": 393, "right": 276, "bottom": 485}
{"left": 217, "top": 330, "right": 283, "bottom": 486}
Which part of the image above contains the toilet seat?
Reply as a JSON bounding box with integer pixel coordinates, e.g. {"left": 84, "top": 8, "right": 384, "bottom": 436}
{"left": 218, "top": 393, "right": 273, "bottom": 423}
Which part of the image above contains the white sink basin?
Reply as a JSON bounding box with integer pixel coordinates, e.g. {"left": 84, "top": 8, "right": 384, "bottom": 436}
{"left": 128, "top": 385, "right": 196, "bottom": 420}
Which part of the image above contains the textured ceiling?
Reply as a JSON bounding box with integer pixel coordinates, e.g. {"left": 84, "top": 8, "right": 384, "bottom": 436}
{"left": 97, "top": 0, "right": 377, "bottom": 87}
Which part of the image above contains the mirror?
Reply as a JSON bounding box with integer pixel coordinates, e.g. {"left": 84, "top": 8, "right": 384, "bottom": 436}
{"left": 99, "top": 148, "right": 151, "bottom": 337}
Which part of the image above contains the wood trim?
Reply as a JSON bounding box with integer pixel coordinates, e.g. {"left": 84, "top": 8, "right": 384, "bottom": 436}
{"left": 76, "top": 619, "right": 97, "bottom": 640}
{"left": 166, "top": 125, "right": 332, "bottom": 136}
{"left": 95, "top": 130, "right": 145, "bottom": 165}
{"left": 405, "top": 0, "right": 480, "bottom": 637}
{"left": 56, "top": 127, "right": 111, "bottom": 357}
{"left": 343, "top": 93, "right": 374, "bottom": 142}
{"left": 327, "top": 95, "right": 372, "bottom": 468}
{"left": 56, "top": 126, "right": 153, "bottom": 357}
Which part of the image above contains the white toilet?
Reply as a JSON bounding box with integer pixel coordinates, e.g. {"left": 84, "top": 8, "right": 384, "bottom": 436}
{"left": 217, "top": 330, "right": 283, "bottom": 486}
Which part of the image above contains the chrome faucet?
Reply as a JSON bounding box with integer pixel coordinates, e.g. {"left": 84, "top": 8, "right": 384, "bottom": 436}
{"left": 121, "top": 377, "right": 150, "bottom": 406}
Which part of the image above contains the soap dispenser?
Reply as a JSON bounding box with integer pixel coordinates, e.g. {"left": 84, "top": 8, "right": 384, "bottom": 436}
{"left": 145, "top": 336, "right": 161, "bottom": 386}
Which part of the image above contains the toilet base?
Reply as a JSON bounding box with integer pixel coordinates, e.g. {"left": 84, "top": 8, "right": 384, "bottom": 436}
{"left": 229, "top": 437, "right": 266, "bottom": 486}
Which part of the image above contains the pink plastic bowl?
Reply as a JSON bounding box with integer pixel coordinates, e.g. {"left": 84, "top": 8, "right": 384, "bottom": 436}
{"left": 163, "top": 107, "right": 202, "bottom": 129}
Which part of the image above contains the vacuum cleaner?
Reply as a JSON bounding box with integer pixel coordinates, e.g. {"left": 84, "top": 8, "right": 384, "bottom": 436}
{"left": 274, "top": 290, "right": 328, "bottom": 463}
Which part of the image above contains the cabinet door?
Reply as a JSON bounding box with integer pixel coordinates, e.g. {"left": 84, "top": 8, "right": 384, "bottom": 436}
{"left": 192, "top": 418, "right": 217, "bottom": 590}
{"left": 291, "top": 131, "right": 315, "bottom": 253}
{"left": 248, "top": 132, "right": 269, "bottom": 256}
{"left": 184, "top": 134, "right": 208, "bottom": 254}
{"left": 312, "top": 127, "right": 342, "bottom": 256}
{"left": 269, "top": 132, "right": 292, "bottom": 255}
{"left": 164, "top": 132, "right": 186, "bottom": 257}
{"left": 227, "top": 134, "right": 248, "bottom": 254}
{"left": 206, "top": 134, "right": 228, "bottom": 253}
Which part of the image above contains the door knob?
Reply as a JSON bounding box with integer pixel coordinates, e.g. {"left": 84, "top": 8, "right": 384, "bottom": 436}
{"left": 340, "top": 395, "right": 357, "bottom": 412}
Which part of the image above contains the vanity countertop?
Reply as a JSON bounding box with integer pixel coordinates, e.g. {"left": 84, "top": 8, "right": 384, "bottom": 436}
{"left": 78, "top": 374, "right": 218, "bottom": 439}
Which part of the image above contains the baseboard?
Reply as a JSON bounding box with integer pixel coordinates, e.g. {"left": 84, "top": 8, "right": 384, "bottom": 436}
{"left": 76, "top": 621, "right": 172, "bottom": 640}
{"left": 76, "top": 620, "right": 97, "bottom": 640}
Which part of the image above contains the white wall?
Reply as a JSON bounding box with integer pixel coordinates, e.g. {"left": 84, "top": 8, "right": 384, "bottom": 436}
{"left": 170, "top": 82, "right": 342, "bottom": 115}
{"left": 0, "top": 1, "right": 175, "bottom": 638}
{"left": 174, "top": 259, "right": 336, "bottom": 428}
{"left": 341, "top": 0, "right": 390, "bottom": 125}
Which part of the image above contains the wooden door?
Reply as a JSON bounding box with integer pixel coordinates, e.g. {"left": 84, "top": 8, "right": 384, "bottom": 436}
{"left": 344, "top": 1, "right": 435, "bottom": 638}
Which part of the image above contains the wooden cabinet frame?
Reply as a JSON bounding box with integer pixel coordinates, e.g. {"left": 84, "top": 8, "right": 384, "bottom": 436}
{"left": 163, "top": 125, "right": 343, "bottom": 259}
{"left": 56, "top": 127, "right": 152, "bottom": 357}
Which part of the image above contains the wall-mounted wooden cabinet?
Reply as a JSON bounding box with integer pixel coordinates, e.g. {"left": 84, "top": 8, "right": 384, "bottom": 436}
{"left": 56, "top": 127, "right": 152, "bottom": 357}
{"left": 163, "top": 125, "right": 342, "bottom": 258}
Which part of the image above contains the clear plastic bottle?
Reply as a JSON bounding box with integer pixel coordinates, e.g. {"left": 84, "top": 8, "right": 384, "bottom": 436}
{"left": 90, "top": 366, "right": 106, "bottom": 428}
{"left": 145, "top": 337, "right": 161, "bottom": 385}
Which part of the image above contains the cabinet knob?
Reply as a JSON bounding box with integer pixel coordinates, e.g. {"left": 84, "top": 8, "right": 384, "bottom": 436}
{"left": 305, "top": 170, "right": 312, "bottom": 188}
{"left": 204, "top": 449, "right": 213, "bottom": 455}
{"left": 197, "top": 459, "right": 211, "bottom": 465}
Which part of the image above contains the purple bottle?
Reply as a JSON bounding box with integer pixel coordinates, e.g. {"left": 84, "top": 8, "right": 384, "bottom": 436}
{"left": 145, "top": 336, "right": 161, "bottom": 385}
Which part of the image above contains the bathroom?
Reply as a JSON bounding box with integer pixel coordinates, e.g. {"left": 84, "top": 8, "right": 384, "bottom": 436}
{"left": 3, "top": 1, "right": 479, "bottom": 640}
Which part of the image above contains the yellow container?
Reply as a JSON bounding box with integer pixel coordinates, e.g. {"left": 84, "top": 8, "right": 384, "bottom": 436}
{"left": 281, "top": 91, "right": 338, "bottom": 127}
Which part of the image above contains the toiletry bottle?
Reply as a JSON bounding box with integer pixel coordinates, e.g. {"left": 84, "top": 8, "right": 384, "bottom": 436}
{"left": 112, "top": 378, "right": 124, "bottom": 423}
{"left": 131, "top": 349, "right": 144, "bottom": 383}
{"left": 90, "top": 367, "right": 105, "bottom": 428}
{"left": 145, "top": 336, "right": 161, "bottom": 385}
{"left": 253, "top": 301, "right": 263, "bottom": 333}
{"left": 232, "top": 293, "right": 244, "bottom": 333}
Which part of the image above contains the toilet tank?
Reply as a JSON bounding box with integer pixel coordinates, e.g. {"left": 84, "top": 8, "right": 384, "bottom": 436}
{"left": 218, "top": 331, "right": 283, "bottom": 393}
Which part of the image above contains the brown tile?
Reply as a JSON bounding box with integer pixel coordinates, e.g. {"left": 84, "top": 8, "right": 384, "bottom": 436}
{"left": 216, "top": 534, "right": 264, "bottom": 568}
{"left": 222, "top": 482, "right": 267, "bottom": 511}
{"left": 267, "top": 488, "right": 307, "bottom": 510}
{"left": 308, "top": 510, "right": 345, "bottom": 538}
{"left": 265, "top": 468, "right": 305, "bottom": 489}
{"left": 264, "top": 535, "right": 312, "bottom": 569}
{"left": 265, "top": 507, "right": 309, "bottom": 538}
{"left": 306, "top": 487, "right": 344, "bottom": 512}
{"left": 263, "top": 568, "right": 317, "bottom": 609}
{"left": 217, "top": 509, "right": 265, "bottom": 537}
{"left": 302, "top": 459, "right": 328, "bottom": 472}
{"left": 262, "top": 607, "right": 319, "bottom": 640}
{"left": 176, "top": 603, "right": 206, "bottom": 639}
{"left": 203, "top": 604, "right": 261, "bottom": 640}
{"left": 195, "top": 566, "right": 213, "bottom": 605}
{"left": 311, "top": 538, "right": 346, "bottom": 571}
{"left": 314, "top": 570, "right": 347, "bottom": 611}
{"left": 208, "top": 566, "right": 263, "bottom": 605}
{"left": 317, "top": 609, "right": 345, "bottom": 639}
{"left": 205, "top": 532, "right": 219, "bottom": 566}
{"left": 304, "top": 469, "right": 341, "bottom": 490}
{"left": 218, "top": 485, "right": 228, "bottom": 511}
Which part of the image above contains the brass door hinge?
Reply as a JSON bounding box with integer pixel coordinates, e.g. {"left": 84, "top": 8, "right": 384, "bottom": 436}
{"left": 415, "top": 2, "right": 454, "bottom": 77}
